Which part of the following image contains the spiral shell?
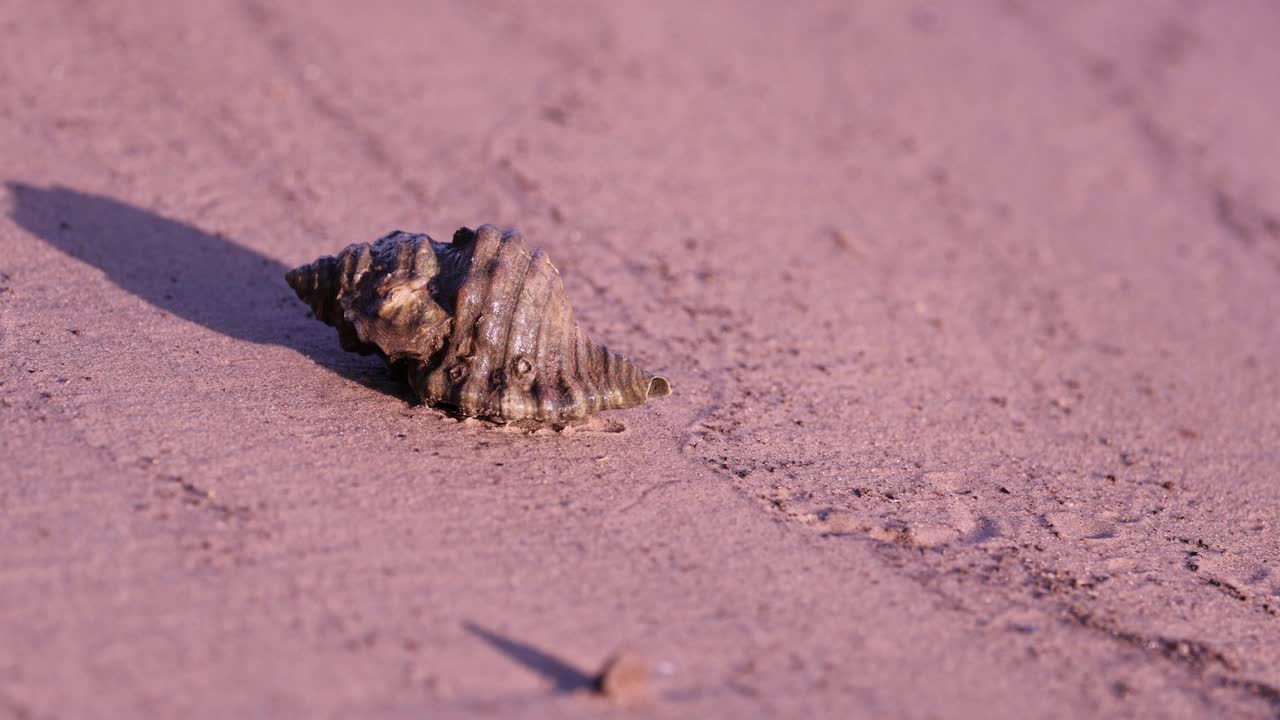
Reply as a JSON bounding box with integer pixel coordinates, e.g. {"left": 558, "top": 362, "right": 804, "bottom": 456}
{"left": 286, "top": 225, "right": 671, "bottom": 424}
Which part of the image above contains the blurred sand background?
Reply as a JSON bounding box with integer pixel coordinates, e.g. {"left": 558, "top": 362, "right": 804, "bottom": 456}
{"left": 2, "top": 1, "right": 1279, "bottom": 717}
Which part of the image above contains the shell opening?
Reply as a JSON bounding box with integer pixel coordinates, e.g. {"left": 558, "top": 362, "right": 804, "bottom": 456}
{"left": 647, "top": 376, "right": 672, "bottom": 399}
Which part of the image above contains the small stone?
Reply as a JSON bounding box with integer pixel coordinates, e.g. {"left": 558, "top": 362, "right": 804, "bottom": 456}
{"left": 594, "top": 650, "right": 650, "bottom": 706}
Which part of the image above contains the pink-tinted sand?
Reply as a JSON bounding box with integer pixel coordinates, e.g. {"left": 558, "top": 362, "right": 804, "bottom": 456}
{"left": 2, "top": 1, "right": 1279, "bottom": 718}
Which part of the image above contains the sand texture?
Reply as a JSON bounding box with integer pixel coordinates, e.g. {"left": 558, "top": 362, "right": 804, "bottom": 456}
{"left": 2, "top": 1, "right": 1279, "bottom": 718}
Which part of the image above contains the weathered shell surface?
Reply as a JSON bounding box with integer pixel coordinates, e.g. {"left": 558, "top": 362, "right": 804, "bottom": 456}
{"left": 286, "top": 225, "right": 671, "bottom": 423}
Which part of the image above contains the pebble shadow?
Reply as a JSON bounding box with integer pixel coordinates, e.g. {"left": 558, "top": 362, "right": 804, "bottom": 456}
{"left": 463, "top": 621, "right": 597, "bottom": 694}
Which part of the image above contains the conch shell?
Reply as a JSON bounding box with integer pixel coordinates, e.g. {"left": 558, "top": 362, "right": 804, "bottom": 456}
{"left": 286, "top": 225, "right": 671, "bottom": 424}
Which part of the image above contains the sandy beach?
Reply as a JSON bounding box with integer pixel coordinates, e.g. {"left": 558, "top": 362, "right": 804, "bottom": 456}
{"left": 2, "top": 1, "right": 1279, "bottom": 717}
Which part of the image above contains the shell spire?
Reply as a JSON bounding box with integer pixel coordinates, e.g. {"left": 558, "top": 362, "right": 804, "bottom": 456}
{"left": 286, "top": 225, "right": 671, "bottom": 424}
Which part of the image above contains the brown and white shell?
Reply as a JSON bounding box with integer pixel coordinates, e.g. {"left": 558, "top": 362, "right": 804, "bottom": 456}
{"left": 286, "top": 225, "right": 671, "bottom": 424}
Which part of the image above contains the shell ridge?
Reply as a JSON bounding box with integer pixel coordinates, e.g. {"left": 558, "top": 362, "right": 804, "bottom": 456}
{"left": 534, "top": 264, "right": 575, "bottom": 420}
{"left": 431, "top": 226, "right": 502, "bottom": 410}
{"left": 492, "top": 236, "right": 534, "bottom": 403}
{"left": 457, "top": 231, "right": 530, "bottom": 417}
{"left": 564, "top": 326, "right": 586, "bottom": 413}
{"left": 499, "top": 248, "right": 556, "bottom": 421}
{"left": 575, "top": 327, "right": 602, "bottom": 414}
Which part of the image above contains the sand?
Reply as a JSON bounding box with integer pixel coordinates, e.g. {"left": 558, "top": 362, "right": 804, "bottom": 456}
{"left": 2, "top": 1, "right": 1279, "bottom": 718}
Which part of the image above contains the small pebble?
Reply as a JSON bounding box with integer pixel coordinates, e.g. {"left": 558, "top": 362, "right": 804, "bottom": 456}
{"left": 594, "top": 650, "right": 650, "bottom": 706}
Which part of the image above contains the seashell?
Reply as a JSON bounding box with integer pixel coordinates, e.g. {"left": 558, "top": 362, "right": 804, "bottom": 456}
{"left": 286, "top": 225, "right": 671, "bottom": 424}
